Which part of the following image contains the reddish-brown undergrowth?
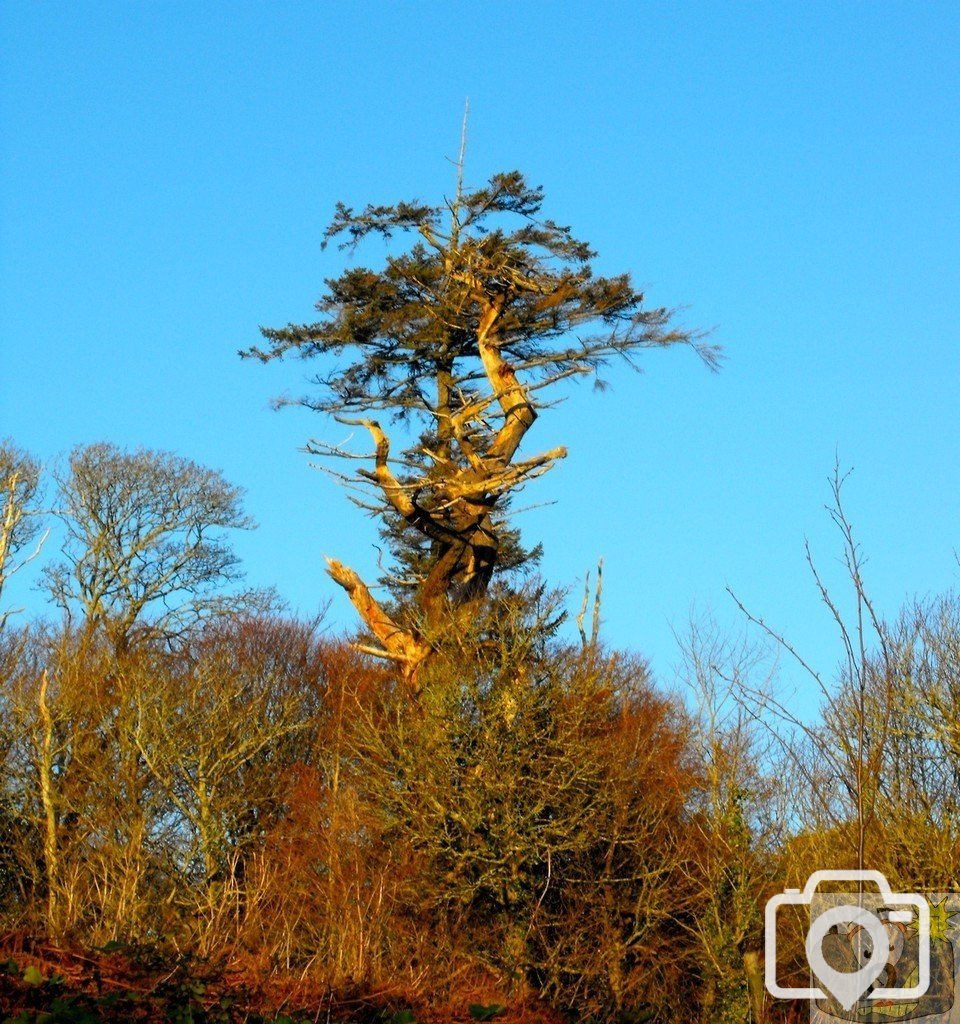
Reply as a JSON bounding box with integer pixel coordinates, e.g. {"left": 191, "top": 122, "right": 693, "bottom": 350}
{"left": 0, "top": 931, "right": 567, "bottom": 1024}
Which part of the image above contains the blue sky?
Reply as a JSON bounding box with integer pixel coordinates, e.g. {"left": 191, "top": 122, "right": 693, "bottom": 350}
{"left": 2, "top": 2, "right": 958, "bottom": 696}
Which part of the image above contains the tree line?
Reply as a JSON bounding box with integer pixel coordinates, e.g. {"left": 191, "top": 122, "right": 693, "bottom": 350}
{"left": 2, "top": 168, "right": 957, "bottom": 1023}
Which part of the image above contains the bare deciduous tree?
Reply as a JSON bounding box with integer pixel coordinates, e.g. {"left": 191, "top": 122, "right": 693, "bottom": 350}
{"left": 678, "top": 615, "right": 780, "bottom": 1024}
{"left": 728, "top": 464, "right": 894, "bottom": 875}
{"left": 0, "top": 440, "right": 46, "bottom": 630}
{"left": 45, "top": 443, "right": 257, "bottom": 650}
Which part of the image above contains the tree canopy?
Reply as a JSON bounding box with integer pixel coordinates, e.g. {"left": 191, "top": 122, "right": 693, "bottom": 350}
{"left": 246, "top": 169, "right": 719, "bottom": 682}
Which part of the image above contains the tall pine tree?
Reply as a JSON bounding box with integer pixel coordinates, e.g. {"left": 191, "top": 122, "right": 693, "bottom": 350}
{"left": 246, "top": 166, "right": 717, "bottom": 685}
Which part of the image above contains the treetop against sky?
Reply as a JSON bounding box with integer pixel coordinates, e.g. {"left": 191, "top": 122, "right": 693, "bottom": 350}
{"left": 2, "top": 2, "right": 958, "bottom": 682}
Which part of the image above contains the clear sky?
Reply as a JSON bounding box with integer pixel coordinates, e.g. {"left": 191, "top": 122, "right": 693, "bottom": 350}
{"left": 2, "top": 2, "right": 958, "bottom": 697}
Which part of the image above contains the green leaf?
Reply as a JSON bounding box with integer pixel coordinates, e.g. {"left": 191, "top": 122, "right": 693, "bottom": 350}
{"left": 22, "top": 964, "right": 45, "bottom": 986}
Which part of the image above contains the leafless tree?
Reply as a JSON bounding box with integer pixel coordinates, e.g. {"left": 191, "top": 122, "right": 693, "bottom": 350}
{"left": 45, "top": 443, "right": 258, "bottom": 650}
{"left": 0, "top": 440, "right": 47, "bottom": 630}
